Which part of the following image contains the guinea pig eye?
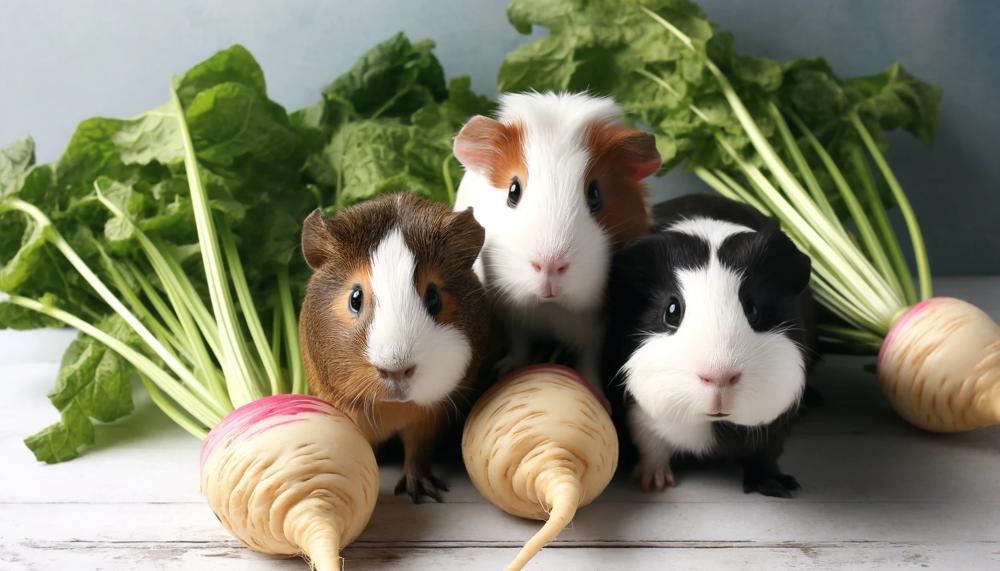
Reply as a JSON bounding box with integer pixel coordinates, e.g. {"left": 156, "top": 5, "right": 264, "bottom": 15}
{"left": 348, "top": 285, "right": 364, "bottom": 315}
{"left": 424, "top": 283, "right": 443, "bottom": 316}
{"left": 507, "top": 177, "right": 522, "bottom": 208}
{"left": 586, "top": 180, "right": 602, "bottom": 213}
{"left": 744, "top": 300, "right": 759, "bottom": 326}
{"left": 663, "top": 296, "right": 683, "bottom": 330}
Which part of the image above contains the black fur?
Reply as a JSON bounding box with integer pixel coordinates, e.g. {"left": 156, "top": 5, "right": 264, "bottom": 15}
{"left": 605, "top": 194, "right": 817, "bottom": 498}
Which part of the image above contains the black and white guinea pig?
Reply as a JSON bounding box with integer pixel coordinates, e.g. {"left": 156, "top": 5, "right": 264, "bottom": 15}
{"left": 604, "top": 194, "right": 816, "bottom": 498}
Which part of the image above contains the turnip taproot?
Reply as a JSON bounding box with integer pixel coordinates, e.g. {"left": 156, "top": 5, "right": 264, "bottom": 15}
{"left": 201, "top": 395, "right": 378, "bottom": 570}
{"left": 462, "top": 365, "right": 618, "bottom": 570}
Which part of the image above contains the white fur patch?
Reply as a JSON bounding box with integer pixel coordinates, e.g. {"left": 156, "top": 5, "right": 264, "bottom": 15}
{"left": 624, "top": 219, "right": 805, "bottom": 456}
{"left": 366, "top": 228, "right": 472, "bottom": 406}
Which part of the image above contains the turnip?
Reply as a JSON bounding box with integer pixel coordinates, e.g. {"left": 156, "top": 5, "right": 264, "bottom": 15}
{"left": 462, "top": 365, "right": 618, "bottom": 570}
{"left": 3, "top": 81, "right": 381, "bottom": 568}
{"left": 634, "top": 7, "right": 1000, "bottom": 433}
{"left": 201, "top": 395, "right": 378, "bottom": 570}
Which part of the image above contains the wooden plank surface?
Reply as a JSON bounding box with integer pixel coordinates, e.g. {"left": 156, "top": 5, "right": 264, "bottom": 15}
{"left": 1, "top": 277, "right": 999, "bottom": 570}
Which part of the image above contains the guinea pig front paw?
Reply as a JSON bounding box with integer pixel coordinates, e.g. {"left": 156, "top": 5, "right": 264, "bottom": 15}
{"left": 631, "top": 462, "right": 676, "bottom": 493}
{"left": 742, "top": 471, "right": 801, "bottom": 498}
{"left": 394, "top": 470, "right": 450, "bottom": 504}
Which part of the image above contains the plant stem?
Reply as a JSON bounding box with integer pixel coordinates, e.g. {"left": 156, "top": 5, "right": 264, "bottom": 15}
{"left": 442, "top": 154, "right": 457, "bottom": 205}
{"left": 170, "top": 80, "right": 261, "bottom": 407}
{"left": 220, "top": 225, "right": 282, "bottom": 395}
{"left": 787, "top": 113, "right": 902, "bottom": 300}
{"left": 847, "top": 148, "right": 917, "bottom": 305}
{"left": 277, "top": 267, "right": 305, "bottom": 394}
{"left": 5, "top": 293, "right": 221, "bottom": 427}
{"left": 851, "top": 114, "right": 932, "bottom": 300}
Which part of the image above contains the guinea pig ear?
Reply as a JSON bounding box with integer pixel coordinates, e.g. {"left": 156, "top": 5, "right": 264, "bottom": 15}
{"left": 616, "top": 131, "right": 662, "bottom": 180}
{"left": 445, "top": 207, "right": 486, "bottom": 269}
{"left": 301, "top": 208, "right": 335, "bottom": 270}
{"left": 758, "top": 228, "right": 811, "bottom": 295}
{"left": 453, "top": 115, "right": 504, "bottom": 174}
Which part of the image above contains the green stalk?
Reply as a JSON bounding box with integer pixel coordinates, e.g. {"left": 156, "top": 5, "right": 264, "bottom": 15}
{"left": 817, "top": 323, "right": 885, "bottom": 346}
{"left": 92, "top": 188, "right": 224, "bottom": 406}
{"left": 277, "top": 267, "right": 305, "bottom": 394}
{"left": 643, "top": 6, "right": 902, "bottom": 332}
{"left": 2, "top": 199, "right": 226, "bottom": 415}
{"left": 170, "top": 81, "right": 261, "bottom": 406}
{"left": 851, "top": 114, "right": 932, "bottom": 301}
{"left": 137, "top": 375, "right": 209, "bottom": 438}
{"left": 694, "top": 167, "right": 768, "bottom": 213}
{"left": 95, "top": 246, "right": 193, "bottom": 365}
{"left": 847, "top": 148, "right": 917, "bottom": 304}
{"left": 270, "top": 298, "right": 284, "bottom": 368}
{"left": 220, "top": 225, "right": 283, "bottom": 395}
{"left": 5, "top": 293, "right": 222, "bottom": 427}
{"left": 767, "top": 105, "right": 841, "bottom": 227}
{"left": 442, "top": 154, "right": 457, "bottom": 205}
{"left": 786, "top": 113, "right": 902, "bottom": 299}
{"left": 715, "top": 137, "right": 888, "bottom": 330}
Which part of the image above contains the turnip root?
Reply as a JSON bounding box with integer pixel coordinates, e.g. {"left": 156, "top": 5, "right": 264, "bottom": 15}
{"left": 462, "top": 365, "right": 618, "bottom": 570}
{"left": 878, "top": 297, "right": 1000, "bottom": 432}
{"left": 201, "top": 395, "right": 379, "bottom": 570}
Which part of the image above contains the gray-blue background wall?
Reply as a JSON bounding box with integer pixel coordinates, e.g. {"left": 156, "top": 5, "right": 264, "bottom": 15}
{"left": 4, "top": 0, "right": 998, "bottom": 274}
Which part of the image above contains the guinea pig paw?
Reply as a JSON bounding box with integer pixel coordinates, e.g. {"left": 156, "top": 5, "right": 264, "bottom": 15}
{"left": 632, "top": 463, "right": 676, "bottom": 494}
{"left": 743, "top": 472, "right": 800, "bottom": 498}
{"left": 394, "top": 471, "right": 449, "bottom": 504}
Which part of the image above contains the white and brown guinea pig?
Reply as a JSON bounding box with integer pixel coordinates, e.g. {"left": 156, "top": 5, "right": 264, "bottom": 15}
{"left": 299, "top": 192, "right": 488, "bottom": 502}
{"left": 604, "top": 194, "right": 816, "bottom": 498}
{"left": 452, "top": 92, "right": 661, "bottom": 389}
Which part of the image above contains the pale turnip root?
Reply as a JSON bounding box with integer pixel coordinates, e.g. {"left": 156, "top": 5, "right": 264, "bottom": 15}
{"left": 462, "top": 365, "right": 618, "bottom": 570}
{"left": 878, "top": 297, "right": 1000, "bottom": 432}
{"left": 201, "top": 394, "right": 378, "bottom": 571}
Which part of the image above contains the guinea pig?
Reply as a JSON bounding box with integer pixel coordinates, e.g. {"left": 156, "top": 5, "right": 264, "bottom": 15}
{"left": 605, "top": 194, "right": 816, "bottom": 498}
{"left": 452, "top": 92, "right": 661, "bottom": 389}
{"left": 299, "top": 192, "right": 489, "bottom": 502}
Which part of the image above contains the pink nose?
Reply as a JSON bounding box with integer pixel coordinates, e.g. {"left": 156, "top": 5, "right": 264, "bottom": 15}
{"left": 531, "top": 259, "right": 570, "bottom": 275}
{"left": 699, "top": 372, "right": 742, "bottom": 386}
{"left": 378, "top": 365, "right": 416, "bottom": 383}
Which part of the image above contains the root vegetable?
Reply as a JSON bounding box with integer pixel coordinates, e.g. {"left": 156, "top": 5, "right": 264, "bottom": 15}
{"left": 462, "top": 365, "right": 618, "bottom": 570}
{"left": 201, "top": 395, "right": 379, "bottom": 570}
{"left": 878, "top": 297, "right": 1000, "bottom": 432}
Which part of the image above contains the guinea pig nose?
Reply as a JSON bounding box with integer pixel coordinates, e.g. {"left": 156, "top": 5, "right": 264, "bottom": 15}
{"left": 531, "top": 259, "right": 570, "bottom": 275}
{"left": 699, "top": 372, "right": 742, "bottom": 386}
{"left": 378, "top": 365, "right": 417, "bottom": 382}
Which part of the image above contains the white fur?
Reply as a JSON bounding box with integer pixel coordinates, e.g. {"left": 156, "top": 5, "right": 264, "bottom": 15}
{"left": 366, "top": 228, "right": 472, "bottom": 406}
{"left": 624, "top": 219, "right": 805, "bottom": 457}
{"left": 455, "top": 93, "right": 625, "bottom": 388}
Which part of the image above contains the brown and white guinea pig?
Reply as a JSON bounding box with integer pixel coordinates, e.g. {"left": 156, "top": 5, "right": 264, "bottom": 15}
{"left": 299, "top": 192, "right": 488, "bottom": 502}
{"left": 604, "top": 194, "right": 816, "bottom": 498}
{"left": 452, "top": 92, "right": 661, "bottom": 389}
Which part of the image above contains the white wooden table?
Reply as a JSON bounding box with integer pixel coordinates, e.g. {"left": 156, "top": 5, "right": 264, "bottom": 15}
{"left": 2, "top": 277, "right": 999, "bottom": 570}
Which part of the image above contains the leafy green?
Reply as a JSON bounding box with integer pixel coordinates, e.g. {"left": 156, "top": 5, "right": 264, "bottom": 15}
{"left": 0, "top": 136, "right": 36, "bottom": 196}
{"left": 24, "top": 316, "right": 137, "bottom": 463}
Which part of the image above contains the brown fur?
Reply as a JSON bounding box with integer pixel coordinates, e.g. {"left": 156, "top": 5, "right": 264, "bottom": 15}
{"left": 453, "top": 116, "right": 527, "bottom": 190}
{"left": 299, "top": 193, "right": 489, "bottom": 500}
{"left": 584, "top": 121, "right": 661, "bottom": 249}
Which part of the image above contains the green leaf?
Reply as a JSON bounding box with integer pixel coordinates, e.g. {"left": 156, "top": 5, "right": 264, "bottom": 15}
{"left": 0, "top": 136, "right": 36, "bottom": 197}
{"left": 24, "top": 316, "right": 136, "bottom": 464}
{"left": 174, "top": 45, "right": 266, "bottom": 108}
{"left": 322, "top": 33, "right": 447, "bottom": 122}
{"left": 111, "top": 103, "right": 184, "bottom": 166}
